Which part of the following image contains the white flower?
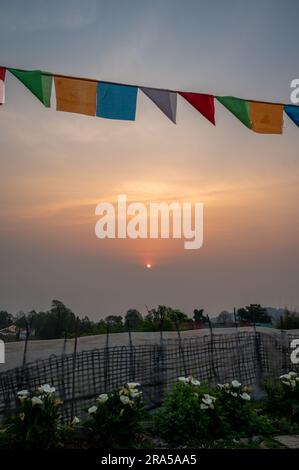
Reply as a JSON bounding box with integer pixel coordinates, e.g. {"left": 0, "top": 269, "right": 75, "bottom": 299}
{"left": 72, "top": 416, "right": 80, "bottom": 425}
{"left": 97, "top": 393, "right": 109, "bottom": 403}
{"left": 19, "top": 396, "right": 28, "bottom": 402}
{"left": 240, "top": 393, "right": 251, "bottom": 401}
{"left": 17, "top": 390, "right": 29, "bottom": 402}
{"left": 202, "top": 397, "right": 212, "bottom": 405}
{"left": 231, "top": 380, "right": 241, "bottom": 388}
{"left": 31, "top": 396, "right": 43, "bottom": 406}
{"left": 280, "top": 374, "right": 291, "bottom": 380}
{"left": 127, "top": 382, "right": 140, "bottom": 388}
{"left": 230, "top": 392, "right": 238, "bottom": 398}
{"left": 38, "top": 384, "right": 56, "bottom": 394}
{"left": 204, "top": 394, "right": 216, "bottom": 402}
{"left": 178, "top": 376, "right": 200, "bottom": 385}
{"left": 282, "top": 380, "right": 291, "bottom": 386}
{"left": 130, "top": 390, "right": 142, "bottom": 399}
{"left": 191, "top": 378, "right": 201, "bottom": 386}
{"left": 290, "top": 380, "right": 296, "bottom": 388}
{"left": 289, "top": 372, "right": 297, "bottom": 377}
{"left": 17, "top": 389, "right": 29, "bottom": 396}
{"left": 220, "top": 383, "right": 230, "bottom": 390}
{"left": 200, "top": 403, "right": 209, "bottom": 410}
{"left": 120, "top": 395, "right": 130, "bottom": 405}
{"left": 88, "top": 405, "right": 98, "bottom": 415}
{"left": 17, "top": 390, "right": 29, "bottom": 401}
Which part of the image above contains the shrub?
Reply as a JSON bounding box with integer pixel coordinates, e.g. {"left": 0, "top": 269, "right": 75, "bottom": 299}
{"left": 265, "top": 371, "right": 299, "bottom": 423}
{"left": 3, "top": 384, "right": 66, "bottom": 448}
{"left": 216, "top": 381, "right": 271, "bottom": 437}
{"left": 155, "top": 377, "right": 271, "bottom": 445}
{"left": 84, "top": 382, "right": 144, "bottom": 448}
{"left": 155, "top": 377, "right": 221, "bottom": 445}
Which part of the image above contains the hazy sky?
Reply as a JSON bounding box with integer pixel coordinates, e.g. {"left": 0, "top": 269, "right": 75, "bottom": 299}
{"left": 0, "top": 0, "right": 299, "bottom": 319}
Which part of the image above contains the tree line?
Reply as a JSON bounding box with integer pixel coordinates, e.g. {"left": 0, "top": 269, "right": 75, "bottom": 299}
{"left": 0, "top": 301, "right": 297, "bottom": 341}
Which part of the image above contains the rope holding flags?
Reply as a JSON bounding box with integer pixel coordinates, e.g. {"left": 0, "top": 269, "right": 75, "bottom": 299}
{"left": 1, "top": 65, "right": 299, "bottom": 135}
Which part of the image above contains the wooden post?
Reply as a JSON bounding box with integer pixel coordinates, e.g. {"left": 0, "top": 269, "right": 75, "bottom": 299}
{"left": 70, "top": 317, "right": 79, "bottom": 420}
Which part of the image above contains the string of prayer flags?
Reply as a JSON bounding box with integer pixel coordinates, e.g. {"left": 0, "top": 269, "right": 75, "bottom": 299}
{"left": 54, "top": 76, "right": 97, "bottom": 116}
{"left": 284, "top": 104, "right": 299, "bottom": 127}
{"left": 180, "top": 92, "right": 215, "bottom": 124}
{"left": 8, "top": 68, "right": 52, "bottom": 107}
{"left": 216, "top": 96, "right": 251, "bottom": 128}
{"left": 96, "top": 82, "right": 137, "bottom": 120}
{"left": 0, "top": 67, "right": 6, "bottom": 105}
{"left": 249, "top": 102, "right": 284, "bottom": 134}
{"left": 1, "top": 64, "right": 299, "bottom": 134}
{"left": 141, "top": 87, "right": 177, "bottom": 123}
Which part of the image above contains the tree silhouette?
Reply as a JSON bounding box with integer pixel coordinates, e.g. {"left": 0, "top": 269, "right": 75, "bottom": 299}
{"left": 193, "top": 308, "right": 207, "bottom": 323}
{"left": 124, "top": 309, "right": 143, "bottom": 329}
{"left": 237, "top": 304, "right": 271, "bottom": 324}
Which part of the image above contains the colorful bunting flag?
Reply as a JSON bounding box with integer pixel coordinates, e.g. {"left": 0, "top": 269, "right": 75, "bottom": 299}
{"left": 0, "top": 67, "right": 6, "bottom": 105}
{"left": 1, "top": 64, "right": 298, "bottom": 135}
{"left": 41, "top": 75, "right": 53, "bottom": 108}
{"left": 284, "top": 105, "right": 299, "bottom": 127}
{"left": 216, "top": 96, "right": 251, "bottom": 128}
{"left": 54, "top": 77, "right": 97, "bottom": 116}
{"left": 249, "top": 102, "right": 283, "bottom": 134}
{"left": 96, "top": 82, "right": 137, "bottom": 120}
{"left": 141, "top": 87, "right": 177, "bottom": 123}
{"left": 180, "top": 92, "right": 215, "bottom": 125}
{"left": 8, "top": 68, "right": 52, "bottom": 107}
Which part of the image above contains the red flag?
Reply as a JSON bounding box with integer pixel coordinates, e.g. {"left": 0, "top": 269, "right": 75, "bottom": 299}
{"left": 0, "top": 67, "right": 6, "bottom": 105}
{"left": 180, "top": 92, "right": 215, "bottom": 125}
{"left": 0, "top": 67, "right": 6, "bottom": 81}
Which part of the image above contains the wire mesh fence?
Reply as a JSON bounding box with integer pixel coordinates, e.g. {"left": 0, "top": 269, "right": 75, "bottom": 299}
{"left": 0, "top": 330, "right": 298, "bottom": 422}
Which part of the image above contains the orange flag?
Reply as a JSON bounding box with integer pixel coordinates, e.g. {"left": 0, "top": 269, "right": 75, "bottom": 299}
{"left": 249, "top": 102, "right": 283, "bottom": 134}
{"left": 54, "top": 76, "right": 97, "bottom": 116}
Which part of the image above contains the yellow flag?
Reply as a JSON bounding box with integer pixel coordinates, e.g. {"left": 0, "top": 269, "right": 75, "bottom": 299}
{"left": 54, "top": 76, "right": 97, "bottom": 116}
{"left": 249, "top": 102, "right": 283, "bottom": 134}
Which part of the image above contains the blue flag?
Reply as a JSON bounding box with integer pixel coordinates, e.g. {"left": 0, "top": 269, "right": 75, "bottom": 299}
{"left": 96, "top": 82, "right": 137, "bottom": 120}
{"left": 284, "top": 105, "right": 299, "bottom": 127}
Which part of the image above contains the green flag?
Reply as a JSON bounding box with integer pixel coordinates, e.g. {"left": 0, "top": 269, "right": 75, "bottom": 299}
{"left": 8, "top": 68, "right": 52, "bottom": 107}
{"left": 216, "top": 96, "right": 251, "bottom": 128}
